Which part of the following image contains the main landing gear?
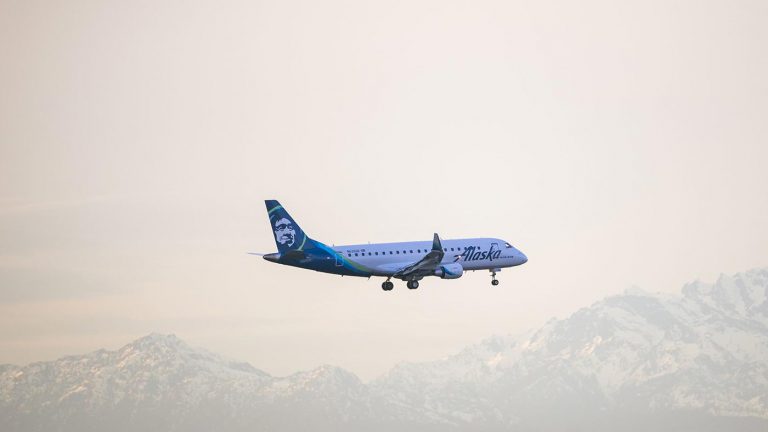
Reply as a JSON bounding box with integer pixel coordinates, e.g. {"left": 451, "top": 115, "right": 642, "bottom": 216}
{"left": 491, "top": 270, "right": 500, "bottom": 286}
{"left": 382, "top": 278, "right": 420, "bottom": 290}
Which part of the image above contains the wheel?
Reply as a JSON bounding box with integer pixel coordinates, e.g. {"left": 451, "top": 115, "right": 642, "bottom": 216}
{"left": 408, "top": 280, "right": 419, "bottom": 290}
{"left": 492, "top": 279, "right": 499, "bottom": 286}
{"left": 382, "top": 281, "right": 393, "bottom": 291}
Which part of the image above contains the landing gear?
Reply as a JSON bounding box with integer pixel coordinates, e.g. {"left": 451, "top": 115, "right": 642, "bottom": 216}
{"left": 490, "top": 270, "right": 499, "bottom": 286}
{"left": 381, "top": 280, "right": 394, "bottom": 291}
{"left": 406, "top": 280, "right": 420, "bottom": 290}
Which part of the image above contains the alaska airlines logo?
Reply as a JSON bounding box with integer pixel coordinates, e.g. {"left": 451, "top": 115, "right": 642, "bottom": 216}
{"left": 273, "top": 217, "right": 296, "bottom": 247}
{"left": 459, "top": 244, "right": 501, "bottom": 262}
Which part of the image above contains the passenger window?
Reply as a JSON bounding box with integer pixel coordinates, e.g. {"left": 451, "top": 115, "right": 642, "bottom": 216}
{"left": 409, "top": 250, "right": 413, "bottom": 253}
{"left": 348, "top": 253, "right": 351, "bottom": 257}
{"left": 368, "top": 252, "right": 371, "bottom": 256}
{"left": 355, "top": 253, "right": 358, "bottom": 256}
{"left": 396, "top": 251, "right": 399, "bottom": 254}
{"left": 375, "top": 252, "right": 378, "bottom": 255}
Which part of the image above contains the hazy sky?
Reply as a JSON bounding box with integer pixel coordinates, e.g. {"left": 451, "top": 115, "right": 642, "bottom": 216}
{"left": 1, "top": 0, "right": 766, "bottom": 380}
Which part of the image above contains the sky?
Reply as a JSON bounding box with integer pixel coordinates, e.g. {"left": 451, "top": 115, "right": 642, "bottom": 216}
{"left": 1, "top": 0, "right": 767, "bottom": 380}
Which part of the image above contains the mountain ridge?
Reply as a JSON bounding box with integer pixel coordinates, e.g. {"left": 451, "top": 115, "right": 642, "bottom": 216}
{"left": 2, "top": 268, "right": 767, "bottom": 431}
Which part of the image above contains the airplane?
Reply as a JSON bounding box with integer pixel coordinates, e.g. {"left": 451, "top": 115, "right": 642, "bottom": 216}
{"left": 256, "top": 200, "right": 527, "bottom": 291}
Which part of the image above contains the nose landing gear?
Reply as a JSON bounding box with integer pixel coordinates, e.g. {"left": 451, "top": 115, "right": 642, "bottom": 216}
{"left": 491, "top": 270, "right": 500, "bottom": 286}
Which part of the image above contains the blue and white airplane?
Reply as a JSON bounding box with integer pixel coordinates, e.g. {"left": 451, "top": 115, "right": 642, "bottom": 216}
{"left": 257, "top": 200, "right": 527, "bottom": 291}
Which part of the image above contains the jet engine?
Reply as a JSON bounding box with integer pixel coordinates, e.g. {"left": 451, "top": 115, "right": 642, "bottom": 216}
{"left": 434, "top": 263, "right": 464, "bottom": 279}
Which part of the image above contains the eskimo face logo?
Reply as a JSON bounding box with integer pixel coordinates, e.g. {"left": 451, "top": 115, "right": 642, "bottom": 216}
{"left": 273, "top": 217, "right": 296, "bottom": 247}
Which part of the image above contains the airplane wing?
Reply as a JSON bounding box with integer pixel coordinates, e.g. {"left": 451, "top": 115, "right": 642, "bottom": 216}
{"left": 392, "top": 233, "right": 445, "bottom": 280}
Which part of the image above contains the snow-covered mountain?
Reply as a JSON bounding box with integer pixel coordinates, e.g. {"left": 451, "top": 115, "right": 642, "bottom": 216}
{"left": 373, "top": 268, "right": 768, "bottom": 430}
{"left": 2, "top": 268, "right": 768, "bottom": 431}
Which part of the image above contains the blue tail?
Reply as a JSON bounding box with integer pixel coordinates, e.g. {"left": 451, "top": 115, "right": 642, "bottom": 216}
{"left": 265, "top": 200, "right": 311, "bottom": 253}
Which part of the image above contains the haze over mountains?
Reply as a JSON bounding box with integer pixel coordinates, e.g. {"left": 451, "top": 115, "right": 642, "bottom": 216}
{"left": 2, "top": 268, "right": 767, "bottom": 431}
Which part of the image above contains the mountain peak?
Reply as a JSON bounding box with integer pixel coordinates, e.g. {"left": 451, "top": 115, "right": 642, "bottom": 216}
{"left": 116, "top": 333, "right": 191, "bottom": 360}
{"left": 681, "top": 267, "right": 768, "bottom": 319}
{"left": 130, "top": 332, "right": 183, "bottom": 346}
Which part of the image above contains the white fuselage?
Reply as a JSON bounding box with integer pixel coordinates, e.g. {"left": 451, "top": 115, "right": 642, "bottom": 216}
{"left": 331, "top": 237, "right": 527, "bottom": 277}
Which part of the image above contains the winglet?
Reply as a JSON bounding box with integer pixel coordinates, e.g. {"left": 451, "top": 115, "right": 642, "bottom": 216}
{"left": 432, "top": 233, "right": 442, "bottom": 251}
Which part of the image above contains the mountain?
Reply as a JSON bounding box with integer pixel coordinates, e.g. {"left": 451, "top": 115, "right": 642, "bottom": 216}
{"left": 372, "top": 268, "right": 768, "bottom": 430}
{"left": 0, "top": 334, "right": 371, "bottom": 432}
{"left": 2, "top": 268, "right": 768, "bottom": 431}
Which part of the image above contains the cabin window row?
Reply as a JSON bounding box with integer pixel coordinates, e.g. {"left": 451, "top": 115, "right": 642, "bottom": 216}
{"left": 345, "top": 247, "right": 477, "bottom": 257}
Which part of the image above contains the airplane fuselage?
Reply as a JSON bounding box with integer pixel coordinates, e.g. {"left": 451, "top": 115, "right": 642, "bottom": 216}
{"left": 264, "top": 237, "right": 527, "bottom": 278}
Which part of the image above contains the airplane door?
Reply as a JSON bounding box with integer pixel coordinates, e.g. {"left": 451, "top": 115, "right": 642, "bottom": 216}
{"left": 491, "top": 242, "right": 499, "bottom": 251}
{"left": 335, "top": 252, "right": 344, "bottom": 267}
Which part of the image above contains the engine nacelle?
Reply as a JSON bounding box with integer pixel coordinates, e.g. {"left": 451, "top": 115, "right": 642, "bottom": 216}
{"left": 434, "top": 263, "right": 464, "bottom": 279}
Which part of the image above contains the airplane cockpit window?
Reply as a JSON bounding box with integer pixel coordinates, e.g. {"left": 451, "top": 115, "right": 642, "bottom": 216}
{"left": 505, "top": 242, "right": 513, "bottom": 248}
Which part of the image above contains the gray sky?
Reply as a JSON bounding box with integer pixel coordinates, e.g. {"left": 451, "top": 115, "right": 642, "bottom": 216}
{"left": 1, "top": 0, "right": 766, "bottom": 380}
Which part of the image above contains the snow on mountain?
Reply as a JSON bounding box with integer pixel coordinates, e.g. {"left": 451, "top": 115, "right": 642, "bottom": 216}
{"left": 2, "top": 268, "right": 768, "bottom": 431}
{"left": 0, "top": 334, "right": 370, "bottom": 432}
{"left": 372, "top": 268, "right": 768, "bottom": 428}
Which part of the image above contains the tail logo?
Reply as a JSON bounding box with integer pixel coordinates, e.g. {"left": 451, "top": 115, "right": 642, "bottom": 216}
{"left": 274, "top": 217, "right": 296, "bottom": 247}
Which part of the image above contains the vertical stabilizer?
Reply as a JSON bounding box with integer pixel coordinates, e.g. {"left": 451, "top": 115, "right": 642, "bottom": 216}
{"left": 265, "top": 200, "right": 310, "bottom": 253}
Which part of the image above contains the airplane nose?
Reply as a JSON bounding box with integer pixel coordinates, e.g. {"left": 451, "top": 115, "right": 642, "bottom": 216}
{"left": 518, "top": 251, "right": 528, "bottom": 265}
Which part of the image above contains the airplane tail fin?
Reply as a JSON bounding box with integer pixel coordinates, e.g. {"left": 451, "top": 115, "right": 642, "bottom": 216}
{"left": 265, "top": 200, "right": 311, "bottom": 253}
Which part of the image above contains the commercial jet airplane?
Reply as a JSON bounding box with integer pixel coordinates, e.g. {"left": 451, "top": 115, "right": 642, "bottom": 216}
{"left": 256, "top": 200, "right": 527, "bottom": 291}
